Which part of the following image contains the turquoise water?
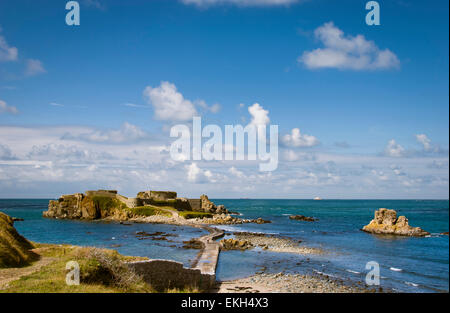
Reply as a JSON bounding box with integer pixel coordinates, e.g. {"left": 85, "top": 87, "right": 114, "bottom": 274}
{"left": 1, "top": 199, "right": 448, "bottom": 292}
{"left": 215, "top": 199, "right": 449, "bottom": 293}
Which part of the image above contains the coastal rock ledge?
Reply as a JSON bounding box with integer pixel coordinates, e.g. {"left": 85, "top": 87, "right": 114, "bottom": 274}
{"left": 362, "top": 208, "right": 429, "bottom": 237}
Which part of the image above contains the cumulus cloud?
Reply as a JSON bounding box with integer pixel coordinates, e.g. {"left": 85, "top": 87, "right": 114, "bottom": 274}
{"left": 416, "top": 134, "right": 432, "bottom": 151}
{"left": 0, "top": 144, "right": 16, "bottom": 160}
{"left": 384, "top": 139, "right": 405, "bottom": 157}
{"left": 282, "top": 128, "right": 319, "bottom": 147}
{"left": 25, "top": 59, "right": 46, "bottom": 76}
{"left": 143, "top": 81, "right": 197, "bottom": 122}
{"left": 299, "top": 22, "right": 400, "bottom": 70}
{"left": 181, "top": 0, "right": 299, "bottom": 7}
{"left": 186, "top": 163, "right": 214, "bottom": 183}
{"left": 61, "top": 122, "right": 150, "bottom": 144}
{"left": 0, "top": 34, "right": 18, "bottom": 62}
{"left": 248, "top": 103, "right": 270, "bottom": 126}
{"left": 0, "top": 100, "right": 18, "bottom": 114}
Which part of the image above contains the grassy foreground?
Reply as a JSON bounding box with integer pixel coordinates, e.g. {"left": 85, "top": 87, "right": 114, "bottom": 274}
{"left": 1, "top": 244, "right": 153, "bottom": 293}
{"left": 1, "top": 211, "right": 199, "bottom": 293}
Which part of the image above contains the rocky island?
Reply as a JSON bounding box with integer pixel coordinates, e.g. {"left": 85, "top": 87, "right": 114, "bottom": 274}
{"left": 362, "top": 208, "right": 430, "bottom": 237}
{"left": 43, "top": 189, "right": 273, "bottom": 227}
{"left": 43, "top": 190, "right": 227, "bottom": 220}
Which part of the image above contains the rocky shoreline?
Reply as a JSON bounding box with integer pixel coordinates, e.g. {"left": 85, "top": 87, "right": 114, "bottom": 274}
{"left": 232, "top": 232, "right": 323, "bottom": 255}
{"left": 214, "top": 272, "right": 385, "bottom": 293}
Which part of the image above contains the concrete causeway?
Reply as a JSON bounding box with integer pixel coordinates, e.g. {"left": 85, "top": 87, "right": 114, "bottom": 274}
{"left": 127, "top": 224, "right": 224, "bottom": 291}
{"left": 193, "top": 226, "right": 224, "bottom": 276}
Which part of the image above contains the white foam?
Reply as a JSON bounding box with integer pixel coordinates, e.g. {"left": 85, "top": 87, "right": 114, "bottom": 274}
{"left": 313, "top": 269, "right": 337, "bottom": 278}
{"left": 405, "top": 281, "right": 419, "bottom": 287}
{"left": 346, "top": 269, "right": 361, "bottom": 274}
{"left": 390, "top": 267, "right": 403, "bottom": 272}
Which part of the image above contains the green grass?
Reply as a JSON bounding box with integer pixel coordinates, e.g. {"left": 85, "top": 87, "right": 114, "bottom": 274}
{"left": 1, "top": 244, "right": 153, "bottom": 293}
{"left": 178, "top": 211, "right": 213, "bottom": 219}
{"left": 1, "top": 243, "right": 202, "bottom": 293}
{"left": 127, "top": 206, "right": 172, "bottom": 217}
{"left": 92, "top": 196, "right": 126, "bottom": 211}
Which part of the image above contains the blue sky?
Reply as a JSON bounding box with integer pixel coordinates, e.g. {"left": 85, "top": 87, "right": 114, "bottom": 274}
{"left": 0, "top": 0, "right": 448, "bottom": 199}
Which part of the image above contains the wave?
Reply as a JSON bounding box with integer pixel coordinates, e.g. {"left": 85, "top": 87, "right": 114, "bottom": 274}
{"left": 313, "top": 269, "right": 338, "bottom": 278}
{"left": 390, "top": 267, "right": 403, "bottom": 272}
{"left": 404, "top": 281, "right": 419, "bottom": 287}
{"left": 346, "top": 269, "right": 361, "bottom": 274}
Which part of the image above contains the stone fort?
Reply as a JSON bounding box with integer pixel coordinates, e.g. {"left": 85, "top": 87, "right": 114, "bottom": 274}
{"left": 83, "top": 189, "right": 226, "bottom": 214}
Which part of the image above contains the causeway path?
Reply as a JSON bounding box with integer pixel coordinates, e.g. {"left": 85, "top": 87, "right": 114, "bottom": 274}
{"left": 157, "top": 207, "right": 224, "bottom": 276}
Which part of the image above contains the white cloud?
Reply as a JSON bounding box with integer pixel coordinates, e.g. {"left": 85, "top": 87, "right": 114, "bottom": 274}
{"left": 229, "top": 166, "right": 245, "bottom": 178}
{"left": 299, "top": 22, "right": 399, "bottom": 70}
{"left": 186, "top": 162, "right": 214, "bottom": 183}
{"left": 61, "top": 122, "right": 150, "bottom": 144}
{"left": 282, "top": 128, "right": 319, "bottom": 147}
{"left": 0, "top": 34, "right": 18, "bottom": 62}
{"left": 25, "top": 59, "right": 46, "bottom": 76}
{"left": 50, "top": 102, "right": 64, "bottom": 107}
{"left": 0, "top": 144, "right": 16, "bottom": 160}
{"left": 181, "top": 0, "right": 299, "bottom": 7}
{"left": 0, "top": 100, "right": 18, "bottom": 114}
{"left": 143, "top": 81, "right": 197, "bottom": 122}
{"left": 123, "top": 102, "right": 150, "bottom": 108}
{"left": 283, "top": 149, "right": 316, "bottom": 162}
{"left": 27, "top": 144, "right": 115, "bottom": 162}
{"left": 415, "top": 134, "right": 432, "bottom": 151}
{"left": 196, "top": 100, "right": 221, "bottom": 113}
{"left": 384, "top": 139, "right": 405, "bottom": 157}
{"left": 248, "top": 103, "right": 270, "bottom": 126}
{"left": 371, "top": 169, "right": 389, "bottom": 181}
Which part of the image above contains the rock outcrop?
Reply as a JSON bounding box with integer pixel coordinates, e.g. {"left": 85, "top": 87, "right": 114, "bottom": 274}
{"left": 220, "top": 238, "right": 253, "bottom": 250}
{"left": 289, "top": 215, "right": 317, "bottom": 222}
{"left": 362, "top": 208, "right": 429, "bottom": 237}
{"left": 200, "top": 195, "right": 228, "bottom": 214}
{"left": 43, "top": 192, "right": 131, "bottom": 220}
{"left": 43, "top": 189, "right": 228, "bottom": 221}
{"left": 0, "top": 212, "right": 38, "bottom": 268}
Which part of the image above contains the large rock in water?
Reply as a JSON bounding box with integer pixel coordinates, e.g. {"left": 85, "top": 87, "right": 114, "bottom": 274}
{"left": 289, "top": 215, "right": 317, "bottom": 222}
{"left": 362, "top": 208, "right": 429, "bottom": 237}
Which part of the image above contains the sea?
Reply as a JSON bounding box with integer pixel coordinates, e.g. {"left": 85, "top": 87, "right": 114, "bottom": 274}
{"left": 1, "top": 199, "right": 448, "bottom": 293}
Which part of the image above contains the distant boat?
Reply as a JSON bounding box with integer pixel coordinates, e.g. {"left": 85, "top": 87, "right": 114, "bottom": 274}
{"left": 313, "top": 197, "right": 322, "bottom": 200}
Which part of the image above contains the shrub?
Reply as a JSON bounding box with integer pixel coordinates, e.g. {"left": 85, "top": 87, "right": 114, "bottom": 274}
{"left": 76, "top": 248, "right": 146, "bottom": 290}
